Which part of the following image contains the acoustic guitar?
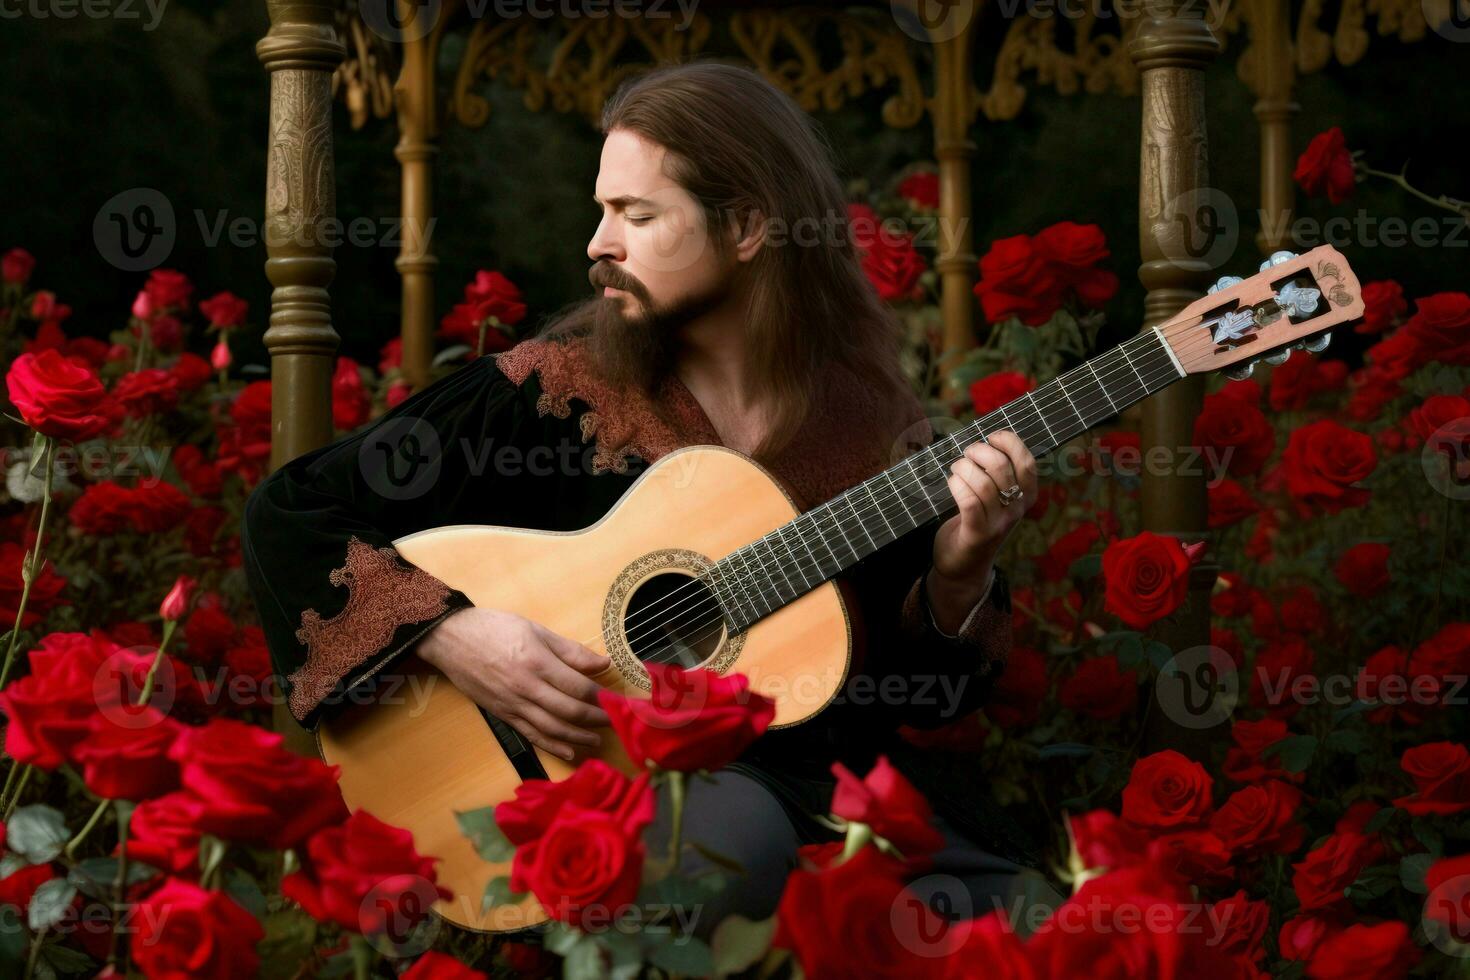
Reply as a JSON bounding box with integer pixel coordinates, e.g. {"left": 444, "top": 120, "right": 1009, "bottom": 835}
{"left": 317, "top": 245, "right": 1364, "bottom": 931}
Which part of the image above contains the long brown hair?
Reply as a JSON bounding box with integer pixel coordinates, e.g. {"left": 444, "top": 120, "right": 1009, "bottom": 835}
{"left": 538, "top": 61, "right": 917, "bottom": 465}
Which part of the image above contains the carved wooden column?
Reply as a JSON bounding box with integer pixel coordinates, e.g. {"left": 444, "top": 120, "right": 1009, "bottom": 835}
{"left": 921, "top": 2, "right": 982, "bottom": 380}
{"left": 257, "top": 0, "right": 345, "bottom": 752}
{"left": 394, "top": 8, "right": 445, "bottom": 391}
{"left": 1244, "top": 0, "right": 1299, "bottom": 255}
{"left": 1129, "top": 1, "right": 1222, "bottom": 759}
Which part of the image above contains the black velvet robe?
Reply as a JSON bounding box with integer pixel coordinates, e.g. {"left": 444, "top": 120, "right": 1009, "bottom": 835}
{"left": 241, "top": 336, "right": 1024, "bottom": 855}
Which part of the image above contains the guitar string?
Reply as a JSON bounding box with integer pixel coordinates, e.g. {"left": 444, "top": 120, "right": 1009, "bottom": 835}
{"left": 620, "top": 310, "right": 1334, "bottom": 664}
{"left": 617, "top": 323, "right": 1251, "bottom": 660}
{"left": 622, "top": 315, "right": 1312, "bottom": 660}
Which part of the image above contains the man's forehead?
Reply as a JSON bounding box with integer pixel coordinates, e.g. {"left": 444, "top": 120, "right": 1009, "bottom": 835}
{"left": 595, "top": 129, "right": 677, "bottom": 203}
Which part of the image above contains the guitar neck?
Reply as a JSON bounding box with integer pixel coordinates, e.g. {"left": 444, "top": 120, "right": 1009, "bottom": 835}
{"left": 709, "top": 328, "right": 1185, "bottom": 630}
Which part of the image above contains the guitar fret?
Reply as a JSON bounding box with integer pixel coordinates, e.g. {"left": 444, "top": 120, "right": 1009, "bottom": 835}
{"left": 861, "top": 479, "right": 897, "bottom": 542}
{"left": 1086, "top": 360, "right": 1119, "bottom": 414}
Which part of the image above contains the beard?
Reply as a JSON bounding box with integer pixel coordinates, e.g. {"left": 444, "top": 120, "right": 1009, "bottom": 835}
{"left": 585, "top": 259, "right": 733, "bottom": 392}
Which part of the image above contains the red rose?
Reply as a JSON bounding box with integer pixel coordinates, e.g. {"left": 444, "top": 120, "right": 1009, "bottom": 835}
{"left": 1036, "top": 522, "right": 1100, "bottom": 582}
{"left": 1249, "top": 635, "right": 1316, "bottom": 718}
{"left": 128, "top": 481, "right": 192, "bottom": 533}
{"left": 860, "top": 231, "right": 927, "bottom": 303}
{"left": 1305, "top": 921, "right": 1420, "bottom": 980}
{"left": 283, "top": 809, "right": 451, "bottom": 934}
{"left": 0, "top": 863, "right": 58, "bottom": 915}
{"left": 1355, "top": 645, "right": 1439, "bottom": 726}
{"left": 216, "top": 381, "right": 272, "bottom": 483}
{"left": 509, "top": 805, "right": 651, "bottom": 930}
{"left": 983, "top": 646, "right": 1048, "bottom": 729}
{"left": 598, "top": 663, "right": 775, "bottom": 772}
{"left": 973, "top": 235, "right": 1063, "bottom": 326}
{"left": 775, "top": 845, "right": 959, "bottom": 976}
{"left": 1425, "top": 854, "right": 1470, "bottom": 946}
{"left": 2, "top": 246, "right": 35, "bottom": 283}
{"left": 1207, "top": 478, "right": 1260, "bottom": 529}
{"left": 1291, "top": 832, "right": 1384, "bottom": 912}
{"left": 71, "top": 706, "right": 182, "bottom": 800}
{"left": 184, "top": 606, "right": 239, "bottom": 664}
{"left": 199, "top": 291, "right": 248, "bottom": 329}
{"left": 1334, "top": 542, "right": 1390, "bottom": 597}
{"left": 1121, "top": 750, "right": 1213, "bottom": 830}
{"left": 170, "top": 351, "right": 213, "bottom": 392}
{"left": 1101, "top": 531, "right": 1199, "bottom": 630}
{"left": 1412, "top": 622, "right": 1470, "bottom": 682}
{"left": 1278, "top": 914, "right": 1341, "bottom": 962}
{"left": 1067, "top": 809, "right": 1147, "bottom": 875}
{"left": 1029, "top": 864, "right": 1218, "bottom": 977}
{"left": 897, "top": 170, "right": 940, "bottom": 210}
{"left": 5, "top": 349, "right": 119, "bottom": 441}
{"left": 969, "top": 371, "right": 1036, "bottom": 419}
{"left": 1209, "top": 890, "right": 1270, "bottom": 963}
{"left": 0, "top": 632, "right": 144, "bottom": 768}
{"left": 1278, "top": 420, "right": 1377, "bottom": 515}
{"left": 184, "top": 507, "right": 228, "bottom": 558}
{"left": 403, "top": 951, "right": 488, "bottom": 980}
{"left": 1223, "top": 718, "right": 1299, "bottom": 784}
{"left": 121, "top": 791, "right": 208, "bottom": 874}
{"left": 0, "top": 541, "right": 67, "bottom": 628}
{"left": 1364, "top": 328, "right": 1426, "bottom": 381}
{"left": 464, "top": 270, "right": 527, "bottom": 326}
{"left": 1058, "top": 655, "right": 1138, "bottom": 721}
{"left": 113, "top": 368, "right": 180, "bottom": 418}
{"left": 167, "top": 718, "right": 348, "bottom": 847}
{"left": 1033, "top": 221, "right": 1119, "bottom": 310}
{"left": 1404, "top": 290, "right": 1470, "bottom": 365}
{"left": 133, "top": 877, "right": 262, "bottom": 980}
{"left": 69, "top": 482, "right": 135, "bottom": 535}
{"left": 1194, "top": 390, "right": 1275, "bottom": 476}
{"left": 494, "top": 760, "right": 653, "bottom": 848}
{"left": 1393, "top": 741, "right": 1470, "bottom": 816}
{"left": 1293, "top": 127, "right": 1356, "bottom": 204}
{"left": 1209, "top": 780, "right": 1304, "bottom": 855}
{"left": 830, "top": 755, "right": 945, "bottom": 860}
{"left": 332, "top": 357, "right": 371, "bottom": 431}
{"left": 1358, "top": 280, "right": 1407, "bottom": 334}
{"left": 1409, "top": 393, "right": 1470, "bottom": 442}
{"left": 144, "top": 269, "right": 194, "bottom": 311}
{"left": 1268, "top": 350, "right": 1347, "bottom": 412}
{"left": 1147, "top": 830, "right": 1236, "bottom": 887}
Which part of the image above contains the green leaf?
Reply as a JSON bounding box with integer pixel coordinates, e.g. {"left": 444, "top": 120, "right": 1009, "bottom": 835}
{"left": 1400, "top": 853, "right": 1435, "bottom": 895}
{"left": 27, "top": 878, "right": 77, "bottom": 932}
{"left": 8, "top": 806, "right": 70, "bottom": 864}
{"left": 481, "top": 875, "right": 518, "bottom": 913}
{"left": 257, "top": 909, "right": 318, "bottom": 977}
{"left": 1324, "top": 729, "right": 1368, "bottom": 755}
{"left": 1144, "top": 640, "right": 1174, "bottom": 672}
{"left": 690, "top": 841, "right": 747, "bottom": 877}
{"left": 0, "top": 907, "right": 26, "bottom": 970}
{"left": 1362, "top": 807, "right": 1397, "bottom": 835}
{"left": 542, "top": 920, "right": 585, "bottom": 957}
{"left": 648, "top": 934, "right": 715, "bottom": 977}
{"left": 1344, "top": 863, "right": 1398, "bottom": 902}
{"left": 1263, "top": 734, "right": 1318, "bottom": 774}
{"left": 1411, "top": 817, "right": 1445, "bottom": 859}
{"left": 317, "top": 948, "right": 357, "bottom": 979}
{"left": 711, "top": 914, "right": 777, "bottom": 979}
{"left": 68, "top": 857, "right": 159, "bottom": 901}
{"left": 1067, "top": 554, "right": 1102, "bottom": 581}
{"left": 1332, "top": 700, "right": 1374, "bottom": 725}
{"left": 455, "top": 807, "right": 515, "bottom": 863}
{"left": 40, "top": 942, "right": 96, "bottom": 974}
{"left": 223, "top": 867, "right": 268, "bottom": 921}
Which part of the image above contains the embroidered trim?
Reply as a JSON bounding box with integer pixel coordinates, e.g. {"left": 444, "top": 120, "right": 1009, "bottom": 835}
{"left": 287, "top": 536, "right": 453, "bottom": 721}
{"left": 495, "top": 336, "right": 930, "bottom": 509}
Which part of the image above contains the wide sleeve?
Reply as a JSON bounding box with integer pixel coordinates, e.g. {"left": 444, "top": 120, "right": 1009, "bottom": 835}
{"left": 241, "top": 355, "right": 539, "bottom": 733}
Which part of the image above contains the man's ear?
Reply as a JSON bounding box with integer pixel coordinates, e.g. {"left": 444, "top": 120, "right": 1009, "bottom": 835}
{"left": 731, "top": 209, "right": 767, "bottom": 263}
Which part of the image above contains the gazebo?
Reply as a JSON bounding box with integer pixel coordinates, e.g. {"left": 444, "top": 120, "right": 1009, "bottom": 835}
{"left": 252, "top": 0, "right": 1449, "bottom": 746}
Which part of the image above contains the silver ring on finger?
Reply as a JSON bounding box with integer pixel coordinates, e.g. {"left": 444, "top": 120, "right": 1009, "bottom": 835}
{"left": 999, "top": 484, "right": 1024, "bottom": 507}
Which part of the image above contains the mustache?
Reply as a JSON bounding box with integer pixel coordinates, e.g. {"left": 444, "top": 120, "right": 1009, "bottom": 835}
{"left": 588, "top": 261, "right": 649, "bottom": 300}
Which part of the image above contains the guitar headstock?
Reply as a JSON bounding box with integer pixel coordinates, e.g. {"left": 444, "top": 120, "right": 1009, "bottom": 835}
{"left": 1157, "top": 245, "right": 1365, "bottom": 380}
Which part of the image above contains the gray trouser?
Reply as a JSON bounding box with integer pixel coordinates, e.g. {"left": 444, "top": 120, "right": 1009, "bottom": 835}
{"left": 637, "top": 769, "right": 1062, "bottom": 942}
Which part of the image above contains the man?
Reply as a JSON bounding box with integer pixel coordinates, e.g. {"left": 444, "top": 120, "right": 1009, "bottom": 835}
{"left": 243, "top": 62, "right": 1043, "bottom": 937}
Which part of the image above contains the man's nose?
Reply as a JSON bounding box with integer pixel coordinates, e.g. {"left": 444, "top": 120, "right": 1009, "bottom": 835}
{"left": 587, "top": 215, "right": 625, "bottom": 264}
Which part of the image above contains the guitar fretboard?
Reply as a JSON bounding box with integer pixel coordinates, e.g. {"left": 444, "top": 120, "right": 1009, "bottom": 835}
{"left": 707, "top": 328, "right": 1184, "bottom": 629}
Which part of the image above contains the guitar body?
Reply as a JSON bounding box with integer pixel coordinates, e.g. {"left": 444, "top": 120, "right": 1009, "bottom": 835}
{"left": 315, "top": 445, "right": 854, "bottom": 933}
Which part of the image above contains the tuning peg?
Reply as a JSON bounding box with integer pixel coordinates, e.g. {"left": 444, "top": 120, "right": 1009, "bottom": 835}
{"left": 1263, "top": 348, "right": 1292, "bottom": 365}
{"left": 1208, "top": 275, "right": 1244, "bottom": 295}
{"left": 1303, "top": 331, "right": 1332, "bottom": 353}
{"left": 1275, "top": 281, "right": 1321, "bottom": 317}
{"left": 1258, "top": 249, "right": 1298, "bottom": 271}
{"left": 1223, "top": 360, "right": 1256, "bottom": 381}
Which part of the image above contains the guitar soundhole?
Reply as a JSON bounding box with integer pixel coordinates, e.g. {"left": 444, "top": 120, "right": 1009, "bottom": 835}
{"left": 622, "top": 572, "right": 725, "bottom": 668}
